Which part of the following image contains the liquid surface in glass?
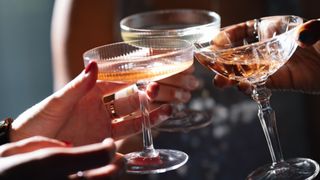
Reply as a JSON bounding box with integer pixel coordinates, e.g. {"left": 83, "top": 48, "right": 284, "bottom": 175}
{"left": 195, "top": 49, "right": 284, "bottom": 83}
{"left": 97, "top": 60, "right": 193, "bottom": 83}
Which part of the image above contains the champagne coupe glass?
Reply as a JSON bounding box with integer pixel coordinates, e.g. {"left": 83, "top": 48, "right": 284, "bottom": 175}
{"left": 83, "top": 39, "right": 193, "bottom": 174}
{"left": 195, "top": 15, "right": 319, "bottom": 179}
{"left": 120, "top": 9, "right": 221, "bottom": 132}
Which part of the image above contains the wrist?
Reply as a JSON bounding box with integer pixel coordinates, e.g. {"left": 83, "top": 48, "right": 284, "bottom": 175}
{"left": 0, "top": 118, "right": 13, "bottom": 145}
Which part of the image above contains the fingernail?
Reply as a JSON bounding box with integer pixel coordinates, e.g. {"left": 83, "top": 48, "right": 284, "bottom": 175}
{"left": 61, "top": 140, "right": 73, "bottom": 147}
{"left": 102, "top": 138, "right": 114, "bottom": 145}
{"left": 103, "top": 138, "right": 116, "bottom": 161}
{"left": 147, "top": 83, "right": 160, "bottom": 99}
{"left": 298, "top": 30, "right": 316, "bottom": 45}
{"left": 85, "top": 61, "right": 95, "bottom": 74}
{"left": 174, "top": 90, "right": 191, "bottom": 102}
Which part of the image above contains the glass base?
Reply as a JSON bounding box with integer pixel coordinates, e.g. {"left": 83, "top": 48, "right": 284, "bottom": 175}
{"left": 247, "top": 158, "right": 320, "bottom": 180}
{"left": 155, "top": 109, "right": 211, "bottom": 132}
{"left": 125, "top": 149, "right": 188, "bottom": 174}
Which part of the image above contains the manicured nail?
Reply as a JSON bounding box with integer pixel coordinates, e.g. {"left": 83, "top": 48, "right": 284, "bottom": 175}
{"left": 102, "top": 138, "right": 114, "bottom": 145}
{"left": 85, "top": 61, "right": 95, "bottom": 74}
{"left": 147, "top": 83, "right": 160, "bottom": 99}
{"left": 61, "top": 140, "right": 73, "bottom": 147}
{"left": 103, "top": 138, "right": 116, "bottom": 162}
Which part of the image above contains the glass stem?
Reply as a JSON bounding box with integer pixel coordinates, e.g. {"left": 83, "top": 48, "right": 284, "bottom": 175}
{"left": 251, "top": 82, "right": 284, "bottom": 164}
{"left": 136, "top": 82, "right": 159, "bottom": 157}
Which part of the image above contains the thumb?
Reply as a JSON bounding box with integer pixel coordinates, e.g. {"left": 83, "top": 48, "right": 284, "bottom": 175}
{"left": 54, "top": 61, "right": 98, "bottom": 104}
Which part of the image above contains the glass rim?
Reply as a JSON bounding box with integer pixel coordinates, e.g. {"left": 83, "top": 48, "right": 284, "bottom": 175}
{"left": 197, "top": 15, "right": 304, "bottom": 53}
{"left": 83, "top": 38, "right": 194, "bottom": 62}
{"left": 120, "top": 9, "right": 221, "bottom": 35}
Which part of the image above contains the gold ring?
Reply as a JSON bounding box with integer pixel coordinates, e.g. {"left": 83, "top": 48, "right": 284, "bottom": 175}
{"left": 105, "top": 101, "right": 119, "bottom": 119}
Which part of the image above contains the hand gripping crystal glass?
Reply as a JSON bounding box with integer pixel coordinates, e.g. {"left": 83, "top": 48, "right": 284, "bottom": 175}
{"left": 195, "top": 15, "right": 319, "bottom": 180}
{"left": 83, "top": 39, "right": 193, "bottom": 174}
{"left": 120, "top": 9, "right": 221, "bottom": 132}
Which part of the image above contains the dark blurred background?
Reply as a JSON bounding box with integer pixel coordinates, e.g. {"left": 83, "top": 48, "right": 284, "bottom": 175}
{"left": 0, "top": 0, "right": 319, "bottom": 179}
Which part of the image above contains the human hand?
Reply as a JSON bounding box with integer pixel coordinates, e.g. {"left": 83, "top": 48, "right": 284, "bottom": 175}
{"left": 0, "top": 136, "right": 123, "bottom": 180}
{"left": 115, "top": 65, "right": 200, "bottom": 104}
{"left": 10, "top": 61, "right": 172, "bottom": 146}
{"left": 155, "top": 65, "right": 200, "bottom": 103}
{"left": 212, "top": 18, "right": 320, "bottom": 94}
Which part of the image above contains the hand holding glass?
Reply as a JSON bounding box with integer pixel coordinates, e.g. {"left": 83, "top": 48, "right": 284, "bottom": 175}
{"left": 83, "top": 39, "right": 193, "bottom": 174}
{"left": 195, "top": 15, "right": 319, "bottom": 179}
{"left": 120, "top": 9, "right": 220, "bottom": 132}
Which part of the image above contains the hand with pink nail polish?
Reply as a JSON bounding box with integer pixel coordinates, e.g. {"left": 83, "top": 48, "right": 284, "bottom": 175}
{"left": 10, "top": 61, "right": 172, "bottom": 145}
{"left": 0, "top": 61, "right": 172, "bottom": 179}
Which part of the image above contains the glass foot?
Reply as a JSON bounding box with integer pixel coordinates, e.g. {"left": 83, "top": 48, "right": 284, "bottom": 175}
{"left": 155, "top": 109, "right": 211, "bottom": 132}
{"left": 125, "top": 149, "right": 188, "bottom": 174}
{"left": 247, "top": 158, "right": 320, "bottom": 180}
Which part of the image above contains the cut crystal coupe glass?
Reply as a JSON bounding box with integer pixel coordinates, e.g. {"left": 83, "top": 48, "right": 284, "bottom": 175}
{"left": 195, "top": 15, "right": 319, "bottom": 180}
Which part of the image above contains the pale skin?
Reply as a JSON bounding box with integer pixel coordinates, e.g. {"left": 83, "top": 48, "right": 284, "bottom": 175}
{"left": 0, "top": 61, "right": 173, "bottom": 179}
